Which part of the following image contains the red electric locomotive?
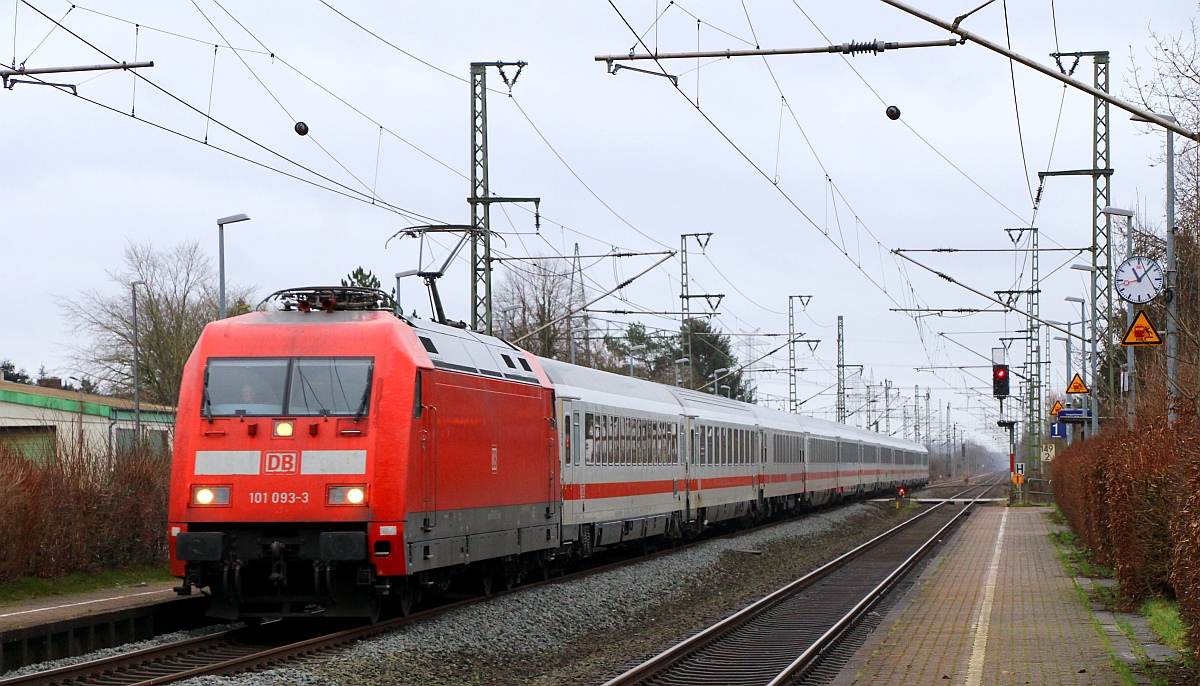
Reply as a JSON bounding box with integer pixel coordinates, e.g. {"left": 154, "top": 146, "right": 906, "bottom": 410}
{"left": 170, "top": 287, "right": 928, "bottom": 620}
{"left": 170, "top": 287, "right": 558, "bottom": 619}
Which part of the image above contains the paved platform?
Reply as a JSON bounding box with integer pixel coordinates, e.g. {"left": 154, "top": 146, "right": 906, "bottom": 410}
{"left": 834, "top": 506, "right": 1122, "bottom": 685}
{"left": 0, "top": 582, "right": 179, "bottom": 633}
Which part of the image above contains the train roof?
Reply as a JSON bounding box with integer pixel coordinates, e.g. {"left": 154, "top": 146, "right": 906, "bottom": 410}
{"left": 536, "top": 355, "right": 925, "bottom": 453}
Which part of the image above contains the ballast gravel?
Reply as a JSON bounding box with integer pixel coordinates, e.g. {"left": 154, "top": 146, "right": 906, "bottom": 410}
{"left": 0, "top": 622, "right": 243, "bottom": 679}
{"left": 177, "top": 501, "right": 924, "bottom": 686}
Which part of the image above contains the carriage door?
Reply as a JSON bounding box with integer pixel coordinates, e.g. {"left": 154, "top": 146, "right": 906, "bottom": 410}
{"left": 560, "top": 398, "right": 581, "bottom": 519}
{"left": 682, "top": 416, "right": 695, "bottom": 522}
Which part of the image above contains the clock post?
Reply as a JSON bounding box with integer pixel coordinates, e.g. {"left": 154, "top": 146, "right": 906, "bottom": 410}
{"left": 1104, "top": 206, "right": 1149, "bottom": 427}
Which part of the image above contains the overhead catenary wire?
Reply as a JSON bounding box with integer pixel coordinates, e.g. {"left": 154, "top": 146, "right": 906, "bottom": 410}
{"left": 19, "top": 0, "right": 444, "bottom": 225}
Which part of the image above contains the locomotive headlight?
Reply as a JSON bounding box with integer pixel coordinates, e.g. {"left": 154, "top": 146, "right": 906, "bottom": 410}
{"left": 273, "top": 420, "right": 295, "bottom": 437}
{"left": 327, "top": 485, "right": 367, "bottom": 506}
{"left": 191, "top": 485, "right": 231, "bottom": 506}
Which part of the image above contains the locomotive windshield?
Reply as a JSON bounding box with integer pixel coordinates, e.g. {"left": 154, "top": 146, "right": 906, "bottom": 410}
{"left": 204, "top": 357, "right": 373, "bottom": 417}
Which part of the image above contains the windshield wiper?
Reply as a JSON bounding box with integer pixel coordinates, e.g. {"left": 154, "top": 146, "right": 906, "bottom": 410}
{"left": 202, "top": 370, "right": 212, "bottom": 419}
{"left": 354, "top": 363, "right": 374, "bottom": 422}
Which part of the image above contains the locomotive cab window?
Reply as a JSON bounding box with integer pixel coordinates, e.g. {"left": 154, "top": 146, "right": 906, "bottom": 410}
{"left": 203, "top": 357, "right": 374, "bottom": 417}
{"left": 204, "top": 358, "right": 289, "bottom": 416}
{"left": 289, "top": 358, "right": 373, "bottom": 416}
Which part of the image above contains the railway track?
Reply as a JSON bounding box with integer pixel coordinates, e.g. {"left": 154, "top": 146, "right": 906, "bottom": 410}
{"left": 601, "top": 477, "right": 1005, "bottom": 686}
{"left": 1, "top": 483, "right": 960, "bottom": 686}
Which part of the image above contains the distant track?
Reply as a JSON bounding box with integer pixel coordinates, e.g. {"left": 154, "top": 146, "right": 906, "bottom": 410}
{"left": 600, "top": 477, "right": 1006, "bottom": 686}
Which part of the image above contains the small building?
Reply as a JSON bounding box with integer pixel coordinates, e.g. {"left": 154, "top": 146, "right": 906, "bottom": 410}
{"left": 0, "top": 379, "right": 175, "bottom": 459}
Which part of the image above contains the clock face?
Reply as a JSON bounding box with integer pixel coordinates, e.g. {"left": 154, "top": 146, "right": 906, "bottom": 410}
{"left": 1114, "top": 256, "right": 1164, "bottom": 304}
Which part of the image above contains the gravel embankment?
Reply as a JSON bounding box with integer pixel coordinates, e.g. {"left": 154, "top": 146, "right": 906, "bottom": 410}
{"left": 0, "top": 623, "right": 242, "bottom": 679}
{"left": 179, "top": 500, "right": 925, "bottom": 686}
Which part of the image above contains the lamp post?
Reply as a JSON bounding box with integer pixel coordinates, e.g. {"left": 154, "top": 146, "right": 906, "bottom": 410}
{"left": 673, "top": 358, "right": 690, "bottom": 387}
{"left": 500, "top": 305, "right": 521, "bottom": 341}
{"left": 1102, "top": 206, "right": 1136, "bottom": 427}
{"left": 1132, "top": 113, "right": 1178, "bottom": 423}
{"left": 628, "top": 344, "right": 646, "bottom": 377}
{"left": 68, "top": 375, "right": 85, "bottom": 450}
{"left": 1070, "top": 262, "right": 1099, "bottom": 436}
{"left": 719, "top": 384, "right": 730, "bottom": 398}
{"left": 131, "top": 280, "right": 146, "bottom": 446}
{"left": 216, "top": 213, "right": 250, "bottom": 319}
{"left": 711, "top": 367, "right": 729, "bottom": 395}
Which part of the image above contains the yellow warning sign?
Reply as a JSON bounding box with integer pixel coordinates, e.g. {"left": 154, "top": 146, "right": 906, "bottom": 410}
{"left": 1066, "top": 374, "right": 1089, "bottom": 394}
{"left": 1121, "top": 310, "right": 1164, "bottom": 347}
{"left": 1012, "top": 473, "right": 1025, "bottom": 486}
{"left": 1050, "top": 400, "right": 1063, "bottom": 416}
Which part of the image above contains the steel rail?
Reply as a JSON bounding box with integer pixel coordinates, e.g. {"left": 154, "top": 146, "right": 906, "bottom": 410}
{"left": 5, "top": 481, "right": 962, "bottom": 686}
{"left": 767, "top": 481, "right": 1001, "bottom": 684}
{"left": 601, "top": 478, "right": 1002, "bottom": 686}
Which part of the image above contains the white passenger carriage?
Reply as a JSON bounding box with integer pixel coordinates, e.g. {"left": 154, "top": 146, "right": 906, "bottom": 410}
{"left": 538, "top": 358, "right": 928, "bottom": 552}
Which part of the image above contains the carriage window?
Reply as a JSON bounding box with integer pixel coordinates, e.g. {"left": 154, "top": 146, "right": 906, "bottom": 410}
{"left": 585, "top": 413, "right": 595, "bottom": 465}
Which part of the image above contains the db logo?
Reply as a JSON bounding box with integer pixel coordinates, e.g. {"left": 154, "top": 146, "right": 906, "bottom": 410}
{"left": 263, "top": 452, "right": 298, "bottom": 474}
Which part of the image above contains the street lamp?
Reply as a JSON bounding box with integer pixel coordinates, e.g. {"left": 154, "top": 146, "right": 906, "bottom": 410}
{"left": 629, "top": 344, "right": 646, "bottom": 377}
{"left": 1102, "top": 206, "right": 1137, "bottom": 427}
{"left": 1070, "top": 262, "right": 1099, "bottom": 436}
{"left": 1131, "top": 113, "right": 1178, "bottom": 424}
{"left": 500, "top": 305, "right": 521, "bottom": 341}
{"left": 68, "top": 375, "right": 85, "bottom": 450}
{"left": 216, "top": 213, "right": 250, "bottom": 319}
{"left": 673, "top": 358, "right": 690, "bottom": 387}
{"left": 131, "top": 280, "right": 146, "bottom": 446}
{"left": 711, "top": 367, "right": 729, "bottom": 395}
{"left": 719, "top": 384, "right": 731, "bottom": 398}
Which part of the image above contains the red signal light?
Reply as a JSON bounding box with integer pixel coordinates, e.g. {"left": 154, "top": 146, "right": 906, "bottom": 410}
{"left": 992, "top": 364, "right": 1010, "bottom": 397}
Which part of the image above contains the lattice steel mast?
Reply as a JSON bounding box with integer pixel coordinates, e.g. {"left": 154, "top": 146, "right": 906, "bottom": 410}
{"left": 679, "top": 233, "right": 720, "bottom": 388}
{"left": 836, "top": 315, "right": 847, "bottom": 423}
{"left": 469, "top": 61, "right": 538, "bottom": 334}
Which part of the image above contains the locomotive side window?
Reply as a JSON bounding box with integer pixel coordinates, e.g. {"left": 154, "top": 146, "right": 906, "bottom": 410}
{"left": 204, "top": 358, "right": 289, "bottom": 416}
{"left": 289, "top": 358, "right": 374, "bottom": 416}
{"left": 419, "top": 336, "right": 439, "bottom": 354}
{"left": 413, "top": 371, "right": 423, "bottom": 418}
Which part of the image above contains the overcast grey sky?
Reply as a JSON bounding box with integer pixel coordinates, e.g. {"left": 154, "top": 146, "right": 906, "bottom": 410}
{"left": 2, "top": 1, "right": 1194, "bottom": 447}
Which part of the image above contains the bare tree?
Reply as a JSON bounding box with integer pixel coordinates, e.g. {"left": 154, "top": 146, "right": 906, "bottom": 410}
{"left": 60, "top": 241, "right": 253, "bottom": 406}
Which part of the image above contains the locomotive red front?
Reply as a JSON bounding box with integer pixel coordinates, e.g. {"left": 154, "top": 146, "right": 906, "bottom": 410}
{"left": 169, "top": 290, "right": 557, "bottom": 619}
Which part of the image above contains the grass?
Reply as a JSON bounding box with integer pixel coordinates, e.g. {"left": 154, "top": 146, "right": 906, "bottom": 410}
{"left": 0, "top": 565, "right": 175, "bottom": 606}
{"left": 1141, "top": 598, "right": 1189, "bottom": 654}
{"left": 1050, "top": 528, "right": 1115, "bottom": 579}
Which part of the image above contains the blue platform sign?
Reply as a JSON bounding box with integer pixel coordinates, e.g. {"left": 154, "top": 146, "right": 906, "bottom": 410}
{"left": 1049, "top": 422, "right": 1067, "bottom": 439}
{"left": 1056, "top": 408, "right": 1091, "bottom": 424}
